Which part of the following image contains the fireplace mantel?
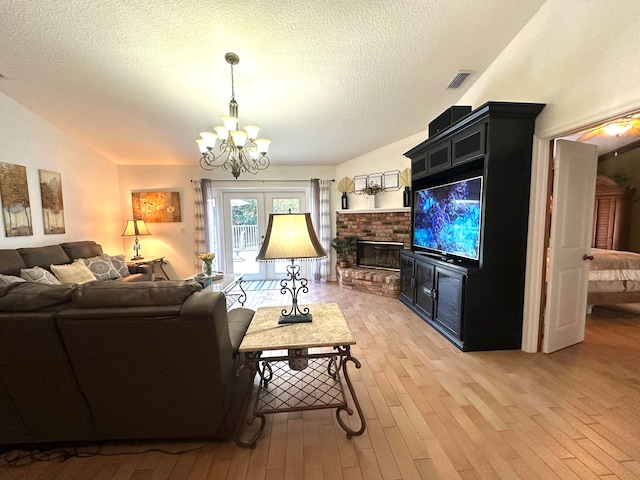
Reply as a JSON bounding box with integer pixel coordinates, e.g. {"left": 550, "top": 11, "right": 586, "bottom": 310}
{"left": 336, "top": 207, "right": 410, "bottom": 214}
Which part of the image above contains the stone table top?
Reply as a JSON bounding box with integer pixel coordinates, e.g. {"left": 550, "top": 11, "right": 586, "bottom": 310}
{"left": 239, "top": 303, "right": 355, "bottom": 352}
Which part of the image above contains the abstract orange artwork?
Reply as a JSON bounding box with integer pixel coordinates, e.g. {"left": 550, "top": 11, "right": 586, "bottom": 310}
{"left": 131, "top": 191, "right": 181, "bottom": 223}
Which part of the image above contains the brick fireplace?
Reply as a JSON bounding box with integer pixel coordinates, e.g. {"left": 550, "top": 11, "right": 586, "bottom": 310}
{"left": 335, "top": 209, "right": 411, "bottom": 297}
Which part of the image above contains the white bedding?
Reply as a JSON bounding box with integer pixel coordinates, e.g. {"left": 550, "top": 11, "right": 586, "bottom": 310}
{"left": 588, "top": 248, "right": 640, "bottom": 282}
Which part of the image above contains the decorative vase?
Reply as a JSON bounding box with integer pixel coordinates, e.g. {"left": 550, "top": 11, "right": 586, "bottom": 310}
{"left": 341, "top": 192, "right": 349, "bottom": 210}
{"left": 367, "top": 194, "right": 379, "bottom": 209}
{"left": 403, "top": 186, "right": 411, "bottom": 207}
{"left": 202, "top": 261, "right": 213, "bottom": 277}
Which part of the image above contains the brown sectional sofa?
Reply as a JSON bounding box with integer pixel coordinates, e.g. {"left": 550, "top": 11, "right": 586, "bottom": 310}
{"left": 0, "top": 242, "right": 255, "bottom": 448}
{"left": 0, "top": 240, "right": 153, "bottom": 282}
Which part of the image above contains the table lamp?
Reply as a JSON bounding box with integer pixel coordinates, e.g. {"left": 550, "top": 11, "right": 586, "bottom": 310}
{"left": 256, "top": 212, "right": 327, "bottom": 324}
{"left": 122, "top": 219, "right": 151, "bottom": 260}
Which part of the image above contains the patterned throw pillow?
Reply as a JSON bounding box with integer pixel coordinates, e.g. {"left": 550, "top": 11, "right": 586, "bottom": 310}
{"left": 108, "top": 254, "right": 130, "bottom": 277}
{"left": 0, "top": 274, "right": 27, "bottom": 285}
{"left": 50, "top": 261, "right": 96, "bottom": 284}
{"left": 81, "top": 255, "right": 122, "bottom": 281}
{"left": 20, "top": 266, "right": 62, "bottom": 285}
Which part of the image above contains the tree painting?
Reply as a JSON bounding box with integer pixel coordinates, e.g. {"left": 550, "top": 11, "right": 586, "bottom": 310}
{"left": 0, "top": 162, "right": 33, "bottom": 237}
{"left": 39, "top": 170, "right": 65, "bottom": 234}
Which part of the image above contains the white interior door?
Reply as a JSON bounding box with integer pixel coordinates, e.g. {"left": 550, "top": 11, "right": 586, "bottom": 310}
{"left": 543, "top": 139, "right": 598, "bottom": 353}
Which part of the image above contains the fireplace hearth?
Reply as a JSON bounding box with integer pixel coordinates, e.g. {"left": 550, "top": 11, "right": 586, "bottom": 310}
{"left": 356, "top": 241, "right": 403, "bottom": 271}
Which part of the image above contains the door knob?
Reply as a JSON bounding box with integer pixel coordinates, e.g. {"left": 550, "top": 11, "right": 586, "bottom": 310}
{"left": 582, "top": 254, "right": 594, "bottom": 261}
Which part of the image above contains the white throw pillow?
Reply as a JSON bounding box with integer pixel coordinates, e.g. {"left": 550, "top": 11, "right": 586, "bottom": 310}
{"left": 50, "top": 261, "right": 96, "bottom": 284}
{"left": 0, "top": 274, "right": 27, "bottom": 285}
{"left": 81, "top": 254, "right": 122, "bottom": 281}
{"left": 20, "top": 266, "right": 62, "bottom": 285}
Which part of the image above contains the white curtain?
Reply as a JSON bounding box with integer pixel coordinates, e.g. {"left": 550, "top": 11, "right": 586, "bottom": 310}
{"left": 191, "top": 179, "right": 206, "bottom": 274}
{"left": 310, "top": 179, "right": 331, "bottom": 282}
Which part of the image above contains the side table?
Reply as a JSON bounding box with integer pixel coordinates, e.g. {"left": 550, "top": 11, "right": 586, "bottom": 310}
{"left": 236, "top": 303, "right": 365, "bottom": 448}
{"left": 127, "top": 256, "right": 169, "bottom": 280}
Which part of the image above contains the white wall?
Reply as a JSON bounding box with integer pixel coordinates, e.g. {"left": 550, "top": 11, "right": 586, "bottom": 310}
{"left": 116, "top": 164, "right": 335, "bottom": 279}
{"left": 0, "top": 93, "right": 122, "bottom": 252}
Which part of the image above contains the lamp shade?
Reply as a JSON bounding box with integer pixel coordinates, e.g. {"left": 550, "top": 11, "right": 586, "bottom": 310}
{"left": 122, "top": 219, "right": 151, "bottom": 237}
{"left": 256, "top": 213, "right": 327, "bottom": 261}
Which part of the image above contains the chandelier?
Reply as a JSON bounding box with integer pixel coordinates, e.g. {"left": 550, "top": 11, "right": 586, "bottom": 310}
{"left": 196, "top": 52, "right": 271, "bottom": 178}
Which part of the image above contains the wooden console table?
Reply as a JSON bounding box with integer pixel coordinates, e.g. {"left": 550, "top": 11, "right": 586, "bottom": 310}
{"left": 236, "top": 303, "right": 365, "bottom": 448}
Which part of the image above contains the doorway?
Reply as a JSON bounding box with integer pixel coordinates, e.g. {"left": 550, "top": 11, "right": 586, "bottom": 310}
{"left": 525, "top": 110, "right": 640, "bottom": 352}
{"left": 221, "top": 190, "right": 307, "bottom": 281}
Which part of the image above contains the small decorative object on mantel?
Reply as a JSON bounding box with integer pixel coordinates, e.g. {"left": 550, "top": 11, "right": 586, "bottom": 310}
{"left": 198, "top": 252, "right": 216, "bottom": 277}
{"left": 360, "top": 182, "right": 385, "bottom": 209}
{"left": 336, "top": 177, "right": 355, "bottom": 209}
{"left": 399, "top": 167, "right": 412, "bottom": 207}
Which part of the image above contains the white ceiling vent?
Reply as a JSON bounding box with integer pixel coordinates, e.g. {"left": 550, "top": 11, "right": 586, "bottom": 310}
{"left": 447, "top": 70, "right": 474, "bottom": 89}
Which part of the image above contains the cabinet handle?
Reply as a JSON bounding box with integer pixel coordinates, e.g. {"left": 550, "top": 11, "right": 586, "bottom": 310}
{"left": 432, "top": 288, "right": 438, "bottom": 300}
{"left": 582, "top": 254, "right": 594, "bottom": 261}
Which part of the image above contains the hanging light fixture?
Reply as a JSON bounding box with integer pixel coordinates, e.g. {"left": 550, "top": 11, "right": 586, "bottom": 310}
{"left": 196, "top": 52, "right": 271, "bottom": 178}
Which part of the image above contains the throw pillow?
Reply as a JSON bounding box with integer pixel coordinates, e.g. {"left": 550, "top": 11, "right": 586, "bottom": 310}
{"left": 0, "top": 274, "right": 26, "bottom": 285}
{"left": 20, "top": 266, "right": 62, "bottom": 285}
{"left": 108, "top": 253, "right": 130, "bottom": 277}
{"left": 50, "top": 261, "right": 96, "bottom": 284}
{"left": 81, "top": 254, "right": 122, "bottom": 281}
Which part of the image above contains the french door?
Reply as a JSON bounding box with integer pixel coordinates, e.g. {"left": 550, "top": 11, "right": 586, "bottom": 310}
{"left": 221, "top": 190, "right": 307, "bottom": 281}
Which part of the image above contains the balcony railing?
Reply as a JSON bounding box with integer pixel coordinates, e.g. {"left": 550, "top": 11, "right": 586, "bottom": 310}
{"left": 232, "top": 224, "right": 260, "bottom": 252}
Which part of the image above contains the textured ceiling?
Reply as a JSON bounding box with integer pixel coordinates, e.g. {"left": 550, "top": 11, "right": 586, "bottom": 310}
{"left": 0, "top": 0, "right": 548, "bottom": 167}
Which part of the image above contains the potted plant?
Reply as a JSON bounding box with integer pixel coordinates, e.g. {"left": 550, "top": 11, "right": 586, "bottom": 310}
{"left": 359, "top": 182, "right": 385, "bottom": 208}
{"left": 330, "top": 236, "right": 359, "bottom": 267}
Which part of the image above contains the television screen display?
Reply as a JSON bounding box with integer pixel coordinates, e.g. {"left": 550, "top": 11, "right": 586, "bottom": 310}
{"left": 413, "top": 176, "right": 483, "bottom": 260}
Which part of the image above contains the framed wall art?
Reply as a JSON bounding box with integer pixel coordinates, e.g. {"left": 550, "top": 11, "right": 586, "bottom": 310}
{"left": 132, "top": 191, "right": 182, "bottom": 223}
{"left": 0, "top": 162, "right": 33, "bottom": 237}
{"left": 39, "top": 169, "right": 66, "bottom": 234}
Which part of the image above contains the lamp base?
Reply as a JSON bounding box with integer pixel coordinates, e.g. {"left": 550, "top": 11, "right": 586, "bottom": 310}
{"left": 278, "top": 313, "right": 313, "bottom": 324}
{"left": 130, "top": 255, "right": 144, "bottom": 261}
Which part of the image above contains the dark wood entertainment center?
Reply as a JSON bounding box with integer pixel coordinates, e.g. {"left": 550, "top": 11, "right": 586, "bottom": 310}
{"left": 400, "top": 102, "right": 545, "bottom": 351}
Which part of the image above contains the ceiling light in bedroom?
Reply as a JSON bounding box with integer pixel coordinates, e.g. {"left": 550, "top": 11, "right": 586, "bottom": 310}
{"left": 196, "top": 52, "right": 271, "bottom": 179}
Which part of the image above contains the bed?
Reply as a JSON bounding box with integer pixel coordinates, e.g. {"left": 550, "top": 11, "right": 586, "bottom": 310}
{"left": 588, "top": 248, "right": 640, "bottom": 306}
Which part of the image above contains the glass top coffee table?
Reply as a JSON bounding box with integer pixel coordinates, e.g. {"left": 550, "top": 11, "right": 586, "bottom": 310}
{"left": 236, "top": 302, "right": 366, "bottom": 448}
{"left": 187, "top": 273, "right": 246, "bottom": 307}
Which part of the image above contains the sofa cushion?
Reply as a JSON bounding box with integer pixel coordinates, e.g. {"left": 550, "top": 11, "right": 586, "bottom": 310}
{"left": 60, "top": 241, "right": 103, "bottom": 260}
{"left": 0, "top": 249, "right": 27, "bottom": 276}
{"left": 81, "top": 255, "right": 122, "bottom": 280}
{"left": 50, "top": 261, "right": 97, "bottom": 284}
{"left": 20, "top": 266, "right": 62, "bottom": 285}
{"left": 70, "top": 280, "right": 202, "bottom": 308}
{"left": 0, "top": 283, "right": 74, "bottom": 311}
{"left": 108, "top": 254, "right": 131, "bottom": 277}
{"left": 18, "top": 245, "right": 71, "bottom": 269}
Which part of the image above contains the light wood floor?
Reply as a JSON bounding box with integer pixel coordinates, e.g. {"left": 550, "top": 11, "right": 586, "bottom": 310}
{"left": 2, "top": 283, "right": 640, "bottom": 479}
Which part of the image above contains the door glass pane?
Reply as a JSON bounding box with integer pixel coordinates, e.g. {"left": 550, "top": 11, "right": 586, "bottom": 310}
{"left": 271, "top": 198, "right": 301, "bottom": 274}
{"left": 231, "top": 198, "right": 260, "bottom": 275}
{"left": 272, "top": 198, "right": 300, "bottom": 214}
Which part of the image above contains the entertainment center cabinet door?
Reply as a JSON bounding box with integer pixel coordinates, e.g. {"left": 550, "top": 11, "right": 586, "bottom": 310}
{"left": 433, "top": 267, "right": 464, "bottom": 339}
{"left": 414, "top": 259, "right": 435, "bottom": 318}
{"left": 451, "top": 122, "right": 486, "bottom": 166}
{"left": 399, "top": 253, "right": 415, "bottom": 303}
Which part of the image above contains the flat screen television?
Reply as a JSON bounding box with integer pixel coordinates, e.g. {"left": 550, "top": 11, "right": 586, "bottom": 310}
{"left": 413, "top": 175, "right": 483, "bottom": 261}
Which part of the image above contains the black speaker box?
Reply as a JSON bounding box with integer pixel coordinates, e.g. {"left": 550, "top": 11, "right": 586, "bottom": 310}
{"left": 428, "top": 106, "right": 472, "bottom": 137}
